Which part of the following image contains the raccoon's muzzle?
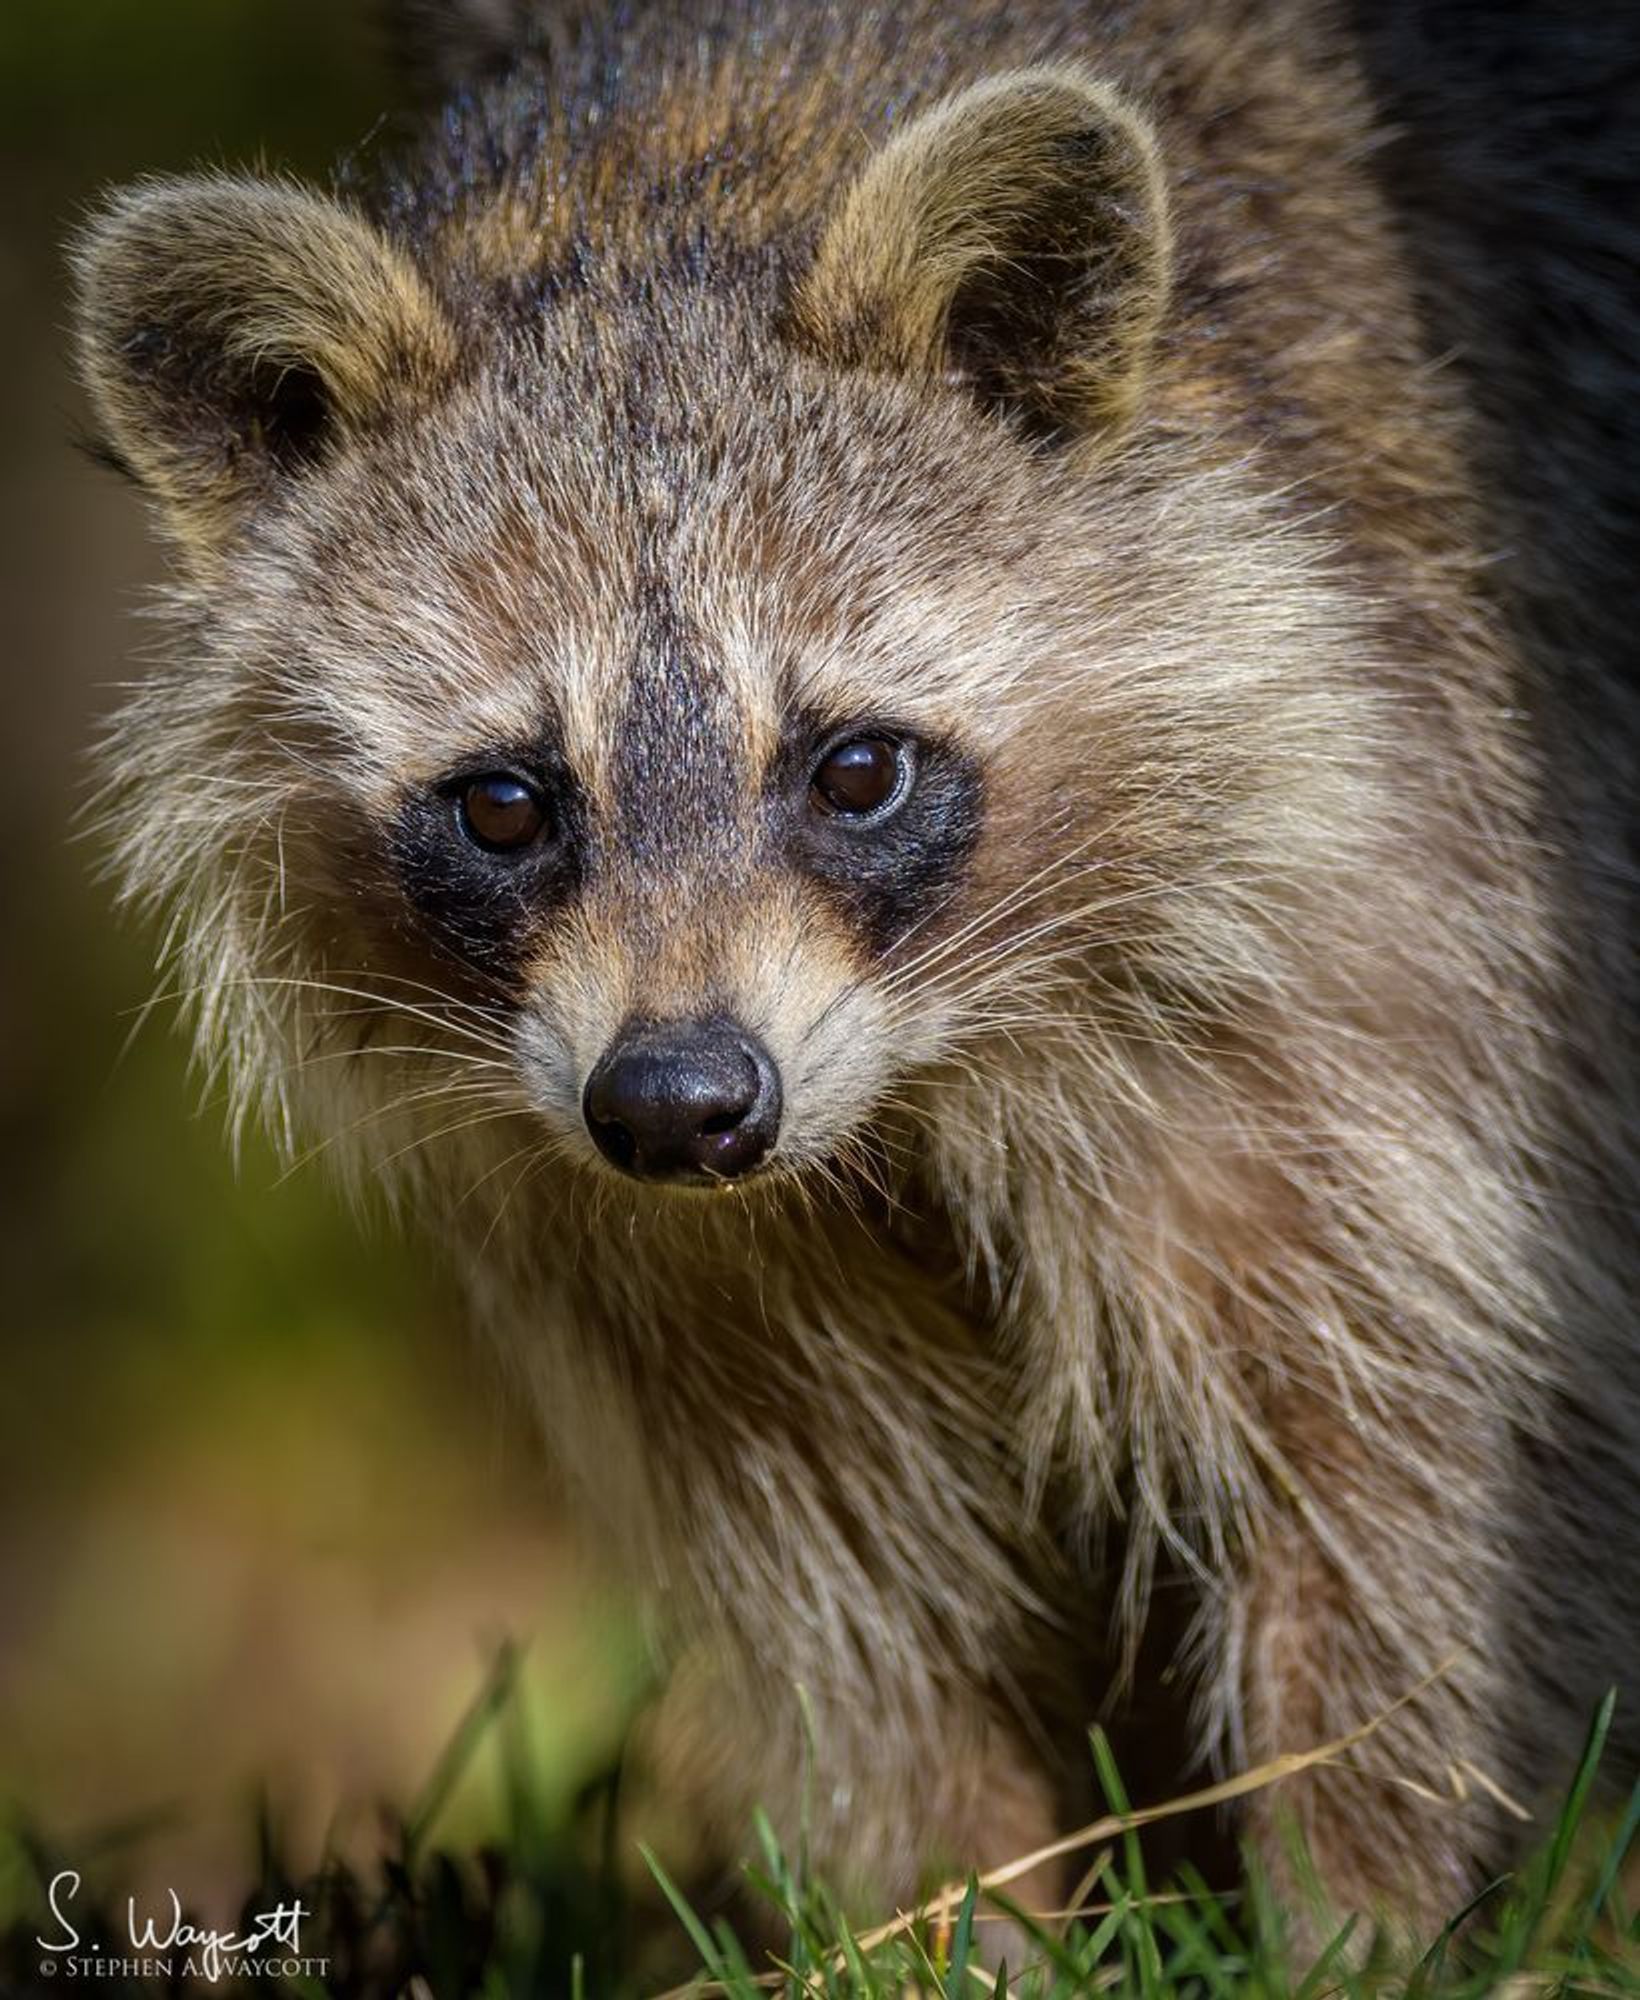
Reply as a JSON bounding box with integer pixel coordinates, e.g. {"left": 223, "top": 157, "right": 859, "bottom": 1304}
{"left": 582, "top": 1017, "right": 782, "bottom": 1183}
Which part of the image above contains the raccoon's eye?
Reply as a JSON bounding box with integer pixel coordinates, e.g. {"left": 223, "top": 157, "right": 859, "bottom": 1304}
{"left": 456, "top": 773, "right": 550, "bottom": 853}
{"left": 809, "top": 736, "right": 910, "bottom": 820}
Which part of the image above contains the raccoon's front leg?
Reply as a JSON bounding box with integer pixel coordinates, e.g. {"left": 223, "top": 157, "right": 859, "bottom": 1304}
{"left": 1225, "top": 1390, "right": 1515, "bottom": 1949}
{"left": 631, "top": 1648, "right": 1067, "bottom": 1920}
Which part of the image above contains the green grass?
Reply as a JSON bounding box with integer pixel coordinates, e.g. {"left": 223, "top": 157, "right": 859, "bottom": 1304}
{"left": 2, "top": 1654, "right": 1635, "bottom": 1999}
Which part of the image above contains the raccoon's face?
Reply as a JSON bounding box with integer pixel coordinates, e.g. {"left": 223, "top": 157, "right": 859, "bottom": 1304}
{"left": 74, "top": 69, "right": 1372, "bottom": 1202}
{"left": 405, "top": 618, "right": 979, "bottom": 1189}
{"left": 198, "top": 339, "right": 1050, "bottom": 1190}
{"left": 400, "top": 673, "right": 973, "bottom": 1188}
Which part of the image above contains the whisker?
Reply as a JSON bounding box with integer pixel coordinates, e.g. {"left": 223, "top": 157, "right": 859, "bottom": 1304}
{"left": 133, "top": 972, "right": 516, "bottom": 1057}
{"left": 272, "top": 1078, "right": 524, "bottom": 1183}
{"left": 370, "top": 1102, "right": 534, "bottom": 1179}
{"left": 285, "top": 1041, "right": 512, "bottom": 1074}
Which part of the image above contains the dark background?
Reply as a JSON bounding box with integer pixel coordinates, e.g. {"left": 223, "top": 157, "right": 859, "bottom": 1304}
{"left": 0, "top": 1, "right": 629, "bottom": 1920}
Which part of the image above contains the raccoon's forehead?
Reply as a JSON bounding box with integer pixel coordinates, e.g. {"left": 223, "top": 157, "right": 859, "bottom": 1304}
{"left": 272, "top": 354, "right": 1047, "bottom": 791}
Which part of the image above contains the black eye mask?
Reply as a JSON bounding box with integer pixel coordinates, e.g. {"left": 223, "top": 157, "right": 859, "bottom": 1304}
{"left": 773, "top": 716, "right": 985, "bottom": 955}
{"left": 391, "top": 746, "right": 587, "bottom": 986}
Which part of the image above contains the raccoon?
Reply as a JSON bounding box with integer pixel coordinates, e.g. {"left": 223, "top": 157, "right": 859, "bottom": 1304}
{"left": 72, "top": 0, "right": 1639, "bottom": 1945}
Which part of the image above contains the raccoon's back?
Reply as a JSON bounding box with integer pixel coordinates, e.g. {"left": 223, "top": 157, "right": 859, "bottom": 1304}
{"left": 1352, "top": 0, "right": 1640, "bottom": 1001}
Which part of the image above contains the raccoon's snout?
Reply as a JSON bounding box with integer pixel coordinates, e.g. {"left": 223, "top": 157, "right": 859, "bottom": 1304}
{"left": 582, "top": 1019, "right": 782, "bottom": 1183}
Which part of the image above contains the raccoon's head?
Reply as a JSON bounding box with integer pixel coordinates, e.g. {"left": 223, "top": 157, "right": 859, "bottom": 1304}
{"left": 73, "top": 69, "right": 1377, "bottom": 1210}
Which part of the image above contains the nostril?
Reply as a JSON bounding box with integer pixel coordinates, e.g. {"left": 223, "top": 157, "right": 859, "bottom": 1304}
{"left": 591, "top": 1114, "right": 637, "bottom": 1168}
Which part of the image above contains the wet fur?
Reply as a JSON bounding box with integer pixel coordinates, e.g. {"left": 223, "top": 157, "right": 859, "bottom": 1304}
{"left": 74, "top": 0, "right": 1639, "bottom": 1938}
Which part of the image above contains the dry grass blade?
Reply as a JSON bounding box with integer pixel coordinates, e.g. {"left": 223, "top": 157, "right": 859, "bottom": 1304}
{"left": 881, "top": 1654, "right": 1468, "bottom": 1931}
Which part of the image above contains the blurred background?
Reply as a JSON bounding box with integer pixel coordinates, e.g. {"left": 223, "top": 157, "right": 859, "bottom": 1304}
{"left": 0, "top": 0, "right": 635, "bottom": 1925}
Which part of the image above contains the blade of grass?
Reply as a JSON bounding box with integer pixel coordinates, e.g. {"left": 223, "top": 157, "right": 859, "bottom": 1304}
{"left": 1088, "top": 1727, "right": 1162, "bottom": 2000}
{"left": 1151, "top": 1894, "right": 1247, "bottom": 2000}
{"left": 946, "top": 1876, "right": 979, "bottom": 1996}
{"left": 642, "top": 1842, "right": 733, "bottom": 1983}
{"left": 1585, "top": 1777, "right": 1640, "bottom": 1934}
{"left": 1404, "top": 1875, "right": 1509, "bottom": 1995}
{"left": 985, "top": 1884, "right": 1110, "bottom": 1985}
{"left": 402, "top": 1640, "right": 520, "bottom": 1863}
{"left": 1547, "top": 1694, "right": 1618, "bottom": 1907}
{"left": 1493, "top": 1690, "right": 1616, "bottom": 1980}
{"left": 1292, "top": 1913, "right": 1360, "bottom": 2000}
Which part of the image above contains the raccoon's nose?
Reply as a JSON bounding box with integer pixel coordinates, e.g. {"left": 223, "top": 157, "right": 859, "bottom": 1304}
{"left": 582, "top": 1019, "right": 782, "bottom": 1183}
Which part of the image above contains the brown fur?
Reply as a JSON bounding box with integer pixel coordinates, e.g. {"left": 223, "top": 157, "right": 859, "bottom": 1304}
{"left": 72, "top": 0, "right": 1639, "bottom": 1948}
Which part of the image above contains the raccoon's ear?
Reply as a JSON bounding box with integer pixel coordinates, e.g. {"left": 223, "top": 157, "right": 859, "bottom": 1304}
{"left": 72, "top": 175, "right": 458, "bottom": 558}
{"left": 791, "top": 68, "right": 1170, "bottom": 444}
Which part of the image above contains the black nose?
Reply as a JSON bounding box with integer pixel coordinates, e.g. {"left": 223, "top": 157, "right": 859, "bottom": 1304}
{"left": 582, "top": 1018, "right": 782, "bottom": 1183}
